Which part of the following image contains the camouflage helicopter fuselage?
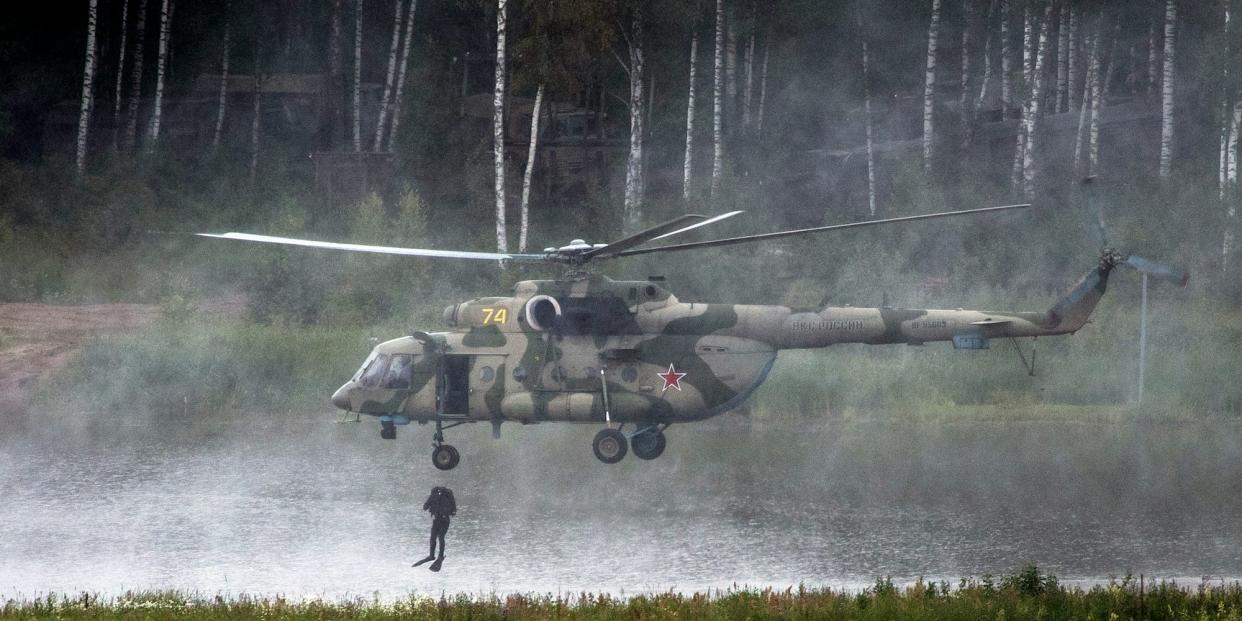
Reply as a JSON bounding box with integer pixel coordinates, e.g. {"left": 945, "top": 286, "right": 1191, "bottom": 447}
{"left": 332, "top": 255, "right": 1114, "bottom": 428}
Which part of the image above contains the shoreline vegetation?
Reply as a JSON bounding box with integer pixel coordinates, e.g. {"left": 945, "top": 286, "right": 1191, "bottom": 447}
{"left": 5, "top": 570, "right": 1242, "bottom": 620}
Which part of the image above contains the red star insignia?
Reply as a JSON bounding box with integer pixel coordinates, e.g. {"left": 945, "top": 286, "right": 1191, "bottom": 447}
{"left": 658, "top": 364, "right": 687, "bottom": 391}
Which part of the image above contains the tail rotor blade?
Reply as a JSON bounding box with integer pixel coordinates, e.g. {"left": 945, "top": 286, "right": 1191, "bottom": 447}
{"left": 1124, "top": 255, "right": 1190, "bottom": 286}
{"left": 1082, "top": 176, "right": 1108, "bottom": 247}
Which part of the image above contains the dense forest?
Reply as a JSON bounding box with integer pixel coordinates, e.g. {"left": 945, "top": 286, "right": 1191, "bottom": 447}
{"left": 2, "top": 0, "right": 1239, "bottom": 416}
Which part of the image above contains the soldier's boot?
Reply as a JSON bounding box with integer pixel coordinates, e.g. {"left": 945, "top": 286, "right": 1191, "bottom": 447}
{"left": 412, "top": 555, "right": 435, "bottom": 567}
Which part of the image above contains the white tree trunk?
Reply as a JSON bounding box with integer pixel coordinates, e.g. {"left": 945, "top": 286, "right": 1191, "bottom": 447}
{"left": 493, "top": 0, "right": 508, "bottom": 251}
{"left": 624, "top": 8, "right": 646, "bottom": 232}
{"left": 1056, "top": 3, "right": 1068, "bottom": 113}
{"left": 1000, "top": 0, "right": 1012, "bottom": 110}
{"left": 372, "top": 0, "right": 403, "bottom": 151}
{"left": 1067, "top": 7, "right": 1080, "bottom": 112}
{"left": 1147, "top": 22, "right": 1159, "bottom": 98}
{"left": 923, "top": 0, "right": 941, "bottom": 174}
{"left": 974, "top": 0, "right": 997, "bottom": 123}
{"left": 743, "top": 23, "right": 755, "bottom": 132}
{"left": 1158, "top": 0, "right": 1176, "bottom": 179}
{"left": 960, "top": 0, "right": 971, "bottom": 123}
{"left": 145, "top": 0, "right": 171, "bottom": 153}
{"left": 385, "top": 0, "right": 417, "bottom": 150}
{"left": 1230, "top": 104, "right": 1239, "bottom": 187}
{"left": 123, "top": 0, "right": 148, "bottom": 152}
{"left": 1088, "top": 22, "right": 1103, "bottom": 176}
{"left": 756, "top": 29, "right": 769, "bottom": 136}
{"left": 1021, "top": 2, "right": 1052, "bottom": 198}
{"left": 111, "top": 0, "right": 129, "bottom": 149}
{"left": 683, "top": 31, "right": 699, "bottom": 202}
{"left": 1226, "top": 103, "right": 1241, "bottom": 272}
{"left": 519, "top": 84, "right": 543, "bottom": 252}
{"left": 249, "top": 49, "right": 261, "bottom": 183}
{"left": 211, "top": 5, "right": 232, "bottom": 153}
{"left": 75, "top": 0, "right": 99, "bottom": 174}
{"left": 1022, "top": 2, "right": 1033, "bottom": 82}
{"left": 725, "top": 7, "right": 736, "bottom": 131}
{"left": 864, "top": 35, "right": 878, "bottom": 217}
{"left": 353, "top": 0, "right": 363, "bottom": 152}
{"left": 711, "top": 0, "right": 724, "bottom": 197}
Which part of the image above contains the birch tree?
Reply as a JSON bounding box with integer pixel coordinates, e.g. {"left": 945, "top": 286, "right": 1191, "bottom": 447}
{"left": 518, "top": 84, "right": 543, "bottom": 252}
{"left": 353, "top": 0, "right": 363, "bottom": 152}
{"left": 372, "top": 0, "right": 404, "bottom": 151}
{"left": 75, "top": 0, "right": 100, "bottom": 174}
{"left": 923, "top": 0, "right": 942, "bottom": 174}
{"left": 326, "top": 0, "right": 343, "bottom": 148}
{"left": 862, "top": 27, "right": 877, "bottom": 216}
{"left": 1147, "top": 22, "right": 1159, "bottom": 98}
{"left": 250, "top": 15, "right": 262, "bottom": 184}
{"left": 1227, "top": 102, "right": 1241, "bottom": 272}
{"left": 725, "top": 6, "right": 736, "bottom": 132}
{"left": 1001, "top": 0, "right": 1012, "bottom": 109}
{"left": 110, "top": 0, "right": 129, "bottom": 149}
{"left": 1067, "top": 6, "right": 1081, "bottom": 112}
{"left": 756, "top": 26, "right": 769, "bottom": 135}
{"left": 742, "top": 13, "right": 755, "bottom": 133}
{"left": 711, "top": 0, "right": 724, "bottom": 196}
{"left": 1056, "top": 3, "right": 1068, "bottom": 113}
{"left": 211, "top": 2, "right": 233, "bottom": 153}
{"left": 973, "top": 0, "right": 997, "bottom": 131}
{"left": 683, "top": 30, "right": 699, "bottom": 202}
{"left": 1088, "top": 21, "right": 1103, "bottom": 175}
{"left": 145, "top": 0, "right": 172, "bottom": 154}
{"left": 1072, "top": 20, "right": 1098, "bottom": 175}
{"left": 385, "top": 0, "right": 417, "bottom": 150}
{"left": 1021, "top": 1, "right": 1052, "bottom": 198}
{"left": 123, "top": 0, "right": 148, "bottom": 151}
{"left": 960, "top": 0, "right": 972, "bottom": 126}
{"left": 493, "top": 0, "right": 508, "bottom": 252}
{"left": 1012, "top": 1, "right": 1033, "bottom": 189}
{"left": 1158, "top": 0, "right": 1176, "bottom": 179}
{"left": 622, "top": 7, "right": 646, "bottom": 232}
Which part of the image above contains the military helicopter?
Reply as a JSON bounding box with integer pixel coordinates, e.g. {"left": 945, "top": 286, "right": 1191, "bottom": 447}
{"left": 199, "top": 200, "right": 1187, "bottom": 470}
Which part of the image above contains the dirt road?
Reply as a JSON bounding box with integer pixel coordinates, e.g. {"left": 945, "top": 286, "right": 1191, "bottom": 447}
{"left": 0, "top": 297, "right": 244, "bottom": 415}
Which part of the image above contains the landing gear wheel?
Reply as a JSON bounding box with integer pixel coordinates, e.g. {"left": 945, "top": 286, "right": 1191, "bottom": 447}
{"left": 592, "top": 428, "right": 628, "bottom": 464}
{"left": 631, "top": 428, "right": 666, "bottom": 460}
{"left": 432, "top": 444, "right": 460, "bottom": 470}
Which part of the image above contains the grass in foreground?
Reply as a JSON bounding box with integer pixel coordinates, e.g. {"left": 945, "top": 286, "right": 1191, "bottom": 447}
{"left": 5, "top": 570, "right": 1242, "bottom": 620}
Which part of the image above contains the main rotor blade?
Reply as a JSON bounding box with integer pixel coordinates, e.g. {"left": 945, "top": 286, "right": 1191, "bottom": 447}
{"left": 583, "top": 211, "right": 742, "bottom": 259}
{"left": 196, "top": 232, "right": 549, "bottom": 262}
{"left": 615, "top": 203, "right": 1035, "bottom": 258}
{"left": 1124, "top": 254, "right": 1189, "bottom": 286}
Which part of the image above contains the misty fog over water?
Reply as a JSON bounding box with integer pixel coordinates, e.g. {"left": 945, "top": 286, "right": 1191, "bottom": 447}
{"left": 2, "top": 414, "right": 1240, "bottom": 599}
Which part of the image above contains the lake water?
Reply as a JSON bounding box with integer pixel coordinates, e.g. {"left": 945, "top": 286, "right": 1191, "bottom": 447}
{"left": 2, "top": 412, "right": 1240, "bottom": 599}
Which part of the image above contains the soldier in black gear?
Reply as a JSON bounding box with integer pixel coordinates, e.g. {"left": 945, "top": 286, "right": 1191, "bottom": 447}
{"left": 412, "top": 486, "right": 455, "bottom": 571}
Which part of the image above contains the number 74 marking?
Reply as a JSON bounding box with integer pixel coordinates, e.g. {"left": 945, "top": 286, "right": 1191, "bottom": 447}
{"left": 482, "top": 307, "right": 508, "bottom": 325}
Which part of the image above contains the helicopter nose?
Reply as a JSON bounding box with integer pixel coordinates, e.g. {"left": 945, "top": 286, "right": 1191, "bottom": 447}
{"left": 331, "top": 382, "right": 352, "bottom": 410}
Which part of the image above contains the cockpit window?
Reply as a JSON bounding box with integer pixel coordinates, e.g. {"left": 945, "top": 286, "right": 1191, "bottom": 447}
{"left": 353, "top": 352, "right": 378, "bottom": 381}
{"left": 359, "top": 354, "right": 391, "bottom": 388}
{"left": 382, "top": 354, "right": 414, "bottom": 389}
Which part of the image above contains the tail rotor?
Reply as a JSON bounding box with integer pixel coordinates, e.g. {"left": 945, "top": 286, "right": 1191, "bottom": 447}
{"left": 1081, "top": 177, "right": 1189, "bottom": 288}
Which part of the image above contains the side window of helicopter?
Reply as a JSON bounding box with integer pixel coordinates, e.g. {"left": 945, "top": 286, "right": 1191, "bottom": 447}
{"left": 359, "top": 354, "right": 391, "bottom": 388}
{"left": 382, "top": 354, "right": 414, "bottom": 389}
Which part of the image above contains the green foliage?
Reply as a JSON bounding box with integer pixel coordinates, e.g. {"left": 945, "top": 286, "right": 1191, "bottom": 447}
{"left": 5, "top": 577, "right": 1242, "bottom": 620}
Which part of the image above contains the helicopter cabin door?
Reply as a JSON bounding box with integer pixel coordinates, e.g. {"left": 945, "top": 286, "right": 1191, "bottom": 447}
{"left": 437, "top": 355, "right": 472, "bottom": 418}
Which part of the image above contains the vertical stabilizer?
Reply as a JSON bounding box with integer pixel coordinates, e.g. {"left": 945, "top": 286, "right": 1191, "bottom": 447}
{"left": 1045, "top": 251, "right": 1118, "bottom": 333}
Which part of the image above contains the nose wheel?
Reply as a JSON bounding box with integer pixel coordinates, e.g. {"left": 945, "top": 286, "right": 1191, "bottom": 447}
{"left": 432, "top": 444, "right": 460, "bottom": 470}
{"left": 631, "top": 426, "right": 667, "bottom": 460}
